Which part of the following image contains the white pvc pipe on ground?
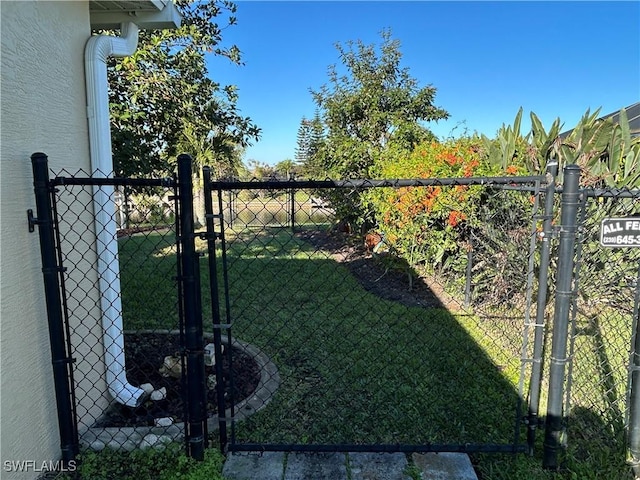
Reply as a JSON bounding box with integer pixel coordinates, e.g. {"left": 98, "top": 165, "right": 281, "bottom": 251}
{"left": 85, "top": 22, "right": 146, "bottom": 407}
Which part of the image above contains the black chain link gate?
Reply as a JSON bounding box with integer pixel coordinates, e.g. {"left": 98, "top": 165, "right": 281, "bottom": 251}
{"left": 31, "top": 153, "right": 209, "bottom": 463}
{"left": 202, "top": 174, "right": 550, "bottom": 455}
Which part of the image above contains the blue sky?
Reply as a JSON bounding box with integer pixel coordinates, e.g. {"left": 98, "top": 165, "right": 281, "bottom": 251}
{"left": 206, "top": 1, "right": 640, "bottom": 165}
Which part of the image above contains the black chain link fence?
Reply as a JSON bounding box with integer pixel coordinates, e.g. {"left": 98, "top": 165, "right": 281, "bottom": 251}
{"left": 206, "top": 177, "right": 545, "bottom": 453}
{"left": 51, "top": 169, "right": 189, "bottom": 452}
{"left": 564, "top": 188, "right": 640, "bottom": 475}
{"left": 34, "top": 156, "right": 639, "bottom": 477}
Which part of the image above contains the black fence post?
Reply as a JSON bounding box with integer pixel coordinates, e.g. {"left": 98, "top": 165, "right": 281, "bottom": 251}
{"left": 203, "top": 166, "right": 229, "bottom": 452}
{"left": 178, "top": 154, "right": 207, "bottom": 460}
{"left": 628, "top": 263, "right": 640, "bottom": 477}
{"left": 30, "top": 152, "right": 78, "bottom": 466}
{"left": 227, "top": 190, "right": 234, "bottom": 227}
{"left": 543, "top": 164, "right": 581, "bottom": 469}
{"left": 527, "top": 158, "right": 559, "bottom": 454}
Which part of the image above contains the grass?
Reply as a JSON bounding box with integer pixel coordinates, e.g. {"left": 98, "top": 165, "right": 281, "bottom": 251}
{"left": 57, "top": 443, "right": 226, "bottom": 480}
{"left": 114, "top": 227, "right": 635, "bottom": 479}
{"left": 229, "top": 193, "right": 333, "bottom": 228}
{"left": 212, "top": 228, "right": 521, "bottom": 445}
{"left": 119, "top": 231, "right": 180, "bottom": 331}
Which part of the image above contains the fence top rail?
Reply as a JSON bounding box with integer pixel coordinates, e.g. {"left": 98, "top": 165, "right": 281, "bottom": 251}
{"left": 550, "top": 186, "right": 640, "bottom": 198}
{"left": 208, "top": 175, "right": 547, "bottom": 191}
{"left": 581, "top": 187, "right": 640, "bottom": 199}
{"left": 51, "top": 176, "right": 176, "bottom": 188}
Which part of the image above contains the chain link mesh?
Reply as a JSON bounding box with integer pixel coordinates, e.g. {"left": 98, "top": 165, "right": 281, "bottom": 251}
{"left": 207, "top": 178, "right": 540, "bottom": 450}
{"left": 564, "top": 189, "right": 640, "bottom": 472}
{"left": 52, "top": 169, "right": 190, "bottom": 452}
{"left": 45, "top": 167, "right": 638, "bottom": 475}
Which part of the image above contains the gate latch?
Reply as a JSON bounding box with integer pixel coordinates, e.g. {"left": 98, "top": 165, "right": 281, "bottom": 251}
{"left": 198, "top": 232, "right": 221, "bottom": 241}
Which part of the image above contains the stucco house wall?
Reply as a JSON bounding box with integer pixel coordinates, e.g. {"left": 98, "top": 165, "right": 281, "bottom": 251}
{"left": 1, "top": 1, "right": 107, "bottom": 478}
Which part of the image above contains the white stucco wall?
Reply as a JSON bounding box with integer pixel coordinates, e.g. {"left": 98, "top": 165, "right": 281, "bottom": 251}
{"left": 1, "top": 2, "right": 107, "bottom": 478}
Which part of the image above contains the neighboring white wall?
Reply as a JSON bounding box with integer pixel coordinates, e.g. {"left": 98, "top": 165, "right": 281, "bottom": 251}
{"left": 1, "top": 2, "right": 107, "bottom": 478}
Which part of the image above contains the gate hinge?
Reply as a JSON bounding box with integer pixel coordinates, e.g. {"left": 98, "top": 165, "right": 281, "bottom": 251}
{"left": 42, "top": 266, "right": 67, "bottom": 274}
{"left": 52, "top": 357, "right": 76, "bottom": 365}
{"left": 546, "top": 225, "right": 561, "bottom": 239}
{"left": 27, "top": 209, "right": 39, "bottom": 232}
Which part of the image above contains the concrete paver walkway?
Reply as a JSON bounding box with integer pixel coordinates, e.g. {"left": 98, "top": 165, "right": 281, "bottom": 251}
{"left": 222, "top": 451, "right": 478, "bottom": 480}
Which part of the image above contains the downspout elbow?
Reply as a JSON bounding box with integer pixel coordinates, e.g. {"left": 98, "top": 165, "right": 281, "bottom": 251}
{"left": 86, "top": 22, "right": 139, "bottom": 62}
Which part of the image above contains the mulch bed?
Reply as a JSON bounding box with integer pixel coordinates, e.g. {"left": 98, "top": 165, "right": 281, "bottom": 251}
{"left": 296, "top": 230, "right": 460, "bottom": 311}
{"left": 94, "top": 333, "right": 260, "bottom": 428}
{"left": 116, "top": 226, "right": 161, "bottom": 238}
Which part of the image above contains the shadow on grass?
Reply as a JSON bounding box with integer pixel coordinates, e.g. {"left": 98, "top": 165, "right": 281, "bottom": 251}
{"left": 547, "top": 406, "right": 631, "bottom": 480}
{"left": 574, "top": 309, "right": 626, "bottom": 432}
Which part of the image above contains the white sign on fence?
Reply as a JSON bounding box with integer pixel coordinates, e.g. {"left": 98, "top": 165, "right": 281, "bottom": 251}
{"left": 600, "top": 217, "right": 640, "bottom": 248}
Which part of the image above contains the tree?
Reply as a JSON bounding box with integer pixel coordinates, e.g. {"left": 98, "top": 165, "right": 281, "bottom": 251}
{"left": 308, "top": 30, "right": 449, "bottom": 230}
{"left": 175, "top": 120, "right": 245, "bottom": 225}
{"left": 308, "top": 110, "right": 325, "bottom": 159}
{"left": 296, "top": 110, "right": 326, "bottom": 178}
{"left": 294, "top": 117, "right": 312, "bottom": 165}
{"left": 245, "top": 159, "right": 275, "bottom": 180}
{"left": 310, "top": 29, "right": 449, "bottom": 180}
{"left": 275, "top": 159, "right": 298, "bottom": 179}
{"left": 106, "top": 0, "right": 260, "bottom": 178}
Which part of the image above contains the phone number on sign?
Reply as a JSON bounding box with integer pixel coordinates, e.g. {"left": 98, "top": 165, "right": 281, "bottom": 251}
{"left": 602, "top": 235, "right": 640, "bottom": 246}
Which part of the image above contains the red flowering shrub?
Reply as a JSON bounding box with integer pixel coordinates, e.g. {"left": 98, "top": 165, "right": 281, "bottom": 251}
{"left": 364, "top": 138, "right": 531, "bottom": 300}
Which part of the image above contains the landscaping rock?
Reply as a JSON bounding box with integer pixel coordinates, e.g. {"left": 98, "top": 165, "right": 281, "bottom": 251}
{"left": 140, "top": 383, "right": 154, "bottom": 394}
{"left": 139, "top": 433, "right": 172, "bottom": 450}
{"left": 150, "top": 387, "right": 167, "bottom": 401}
{"left": 153, "top": 417, "right": 174, "bottom": 427}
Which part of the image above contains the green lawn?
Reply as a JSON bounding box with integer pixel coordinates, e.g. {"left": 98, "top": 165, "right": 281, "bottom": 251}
{"left": 210, "top": 228, "right": 520, "bottom": 447}
{"left": 117, "top": 228, "right": 634, "bottom": 479}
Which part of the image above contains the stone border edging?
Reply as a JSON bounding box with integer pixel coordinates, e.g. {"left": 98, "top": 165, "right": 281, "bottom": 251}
{"left": 79, "top": 330, "right": 279, "bottom": 451}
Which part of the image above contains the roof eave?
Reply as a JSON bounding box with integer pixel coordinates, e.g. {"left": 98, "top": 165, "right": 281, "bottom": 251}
{"left": 90, "top": 1, "right": 182, "bottom": 30}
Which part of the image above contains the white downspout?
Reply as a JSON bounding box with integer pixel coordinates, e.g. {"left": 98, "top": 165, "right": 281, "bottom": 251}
{"left": 85, "top": 22, "right": 146, "bottom": 407}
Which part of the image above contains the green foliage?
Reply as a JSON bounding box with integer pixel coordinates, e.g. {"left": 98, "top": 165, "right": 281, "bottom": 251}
{"left": 296, "top": 111, "right": 325, "bottom": 177}
{"left": 176, "top": 121, "right": 246, "bottom": 182}
{"left": 481, "top": 107, "right": 530, "bottom": 171}
{"left": 105, "top": 0, "right": 260, "bottom": 177}
{"left": 295, "top": 117, "right": 312, "bottom": 165}
{"left": 484, "top": 105, "right": 640, "bottom": 187}
{"left": 365, "top": 138, "right": 531, "bottom": 305}
{"left": 274, "top": 158, "right": 299, "bottom": 179}
{"left": 61, "top": 444, "right": 226, "bottom": 480}
{"left": 306, "top": 29, "right": 448, "bottom": 228}
{"left": 562, "top": 107, "right": 640, "bottom": 187}
{"left": 367, "top": 140, "right": 485, "bottom": 269}
{"left": 527, "top": 111, "right": 562, "bottom": 173}
{"left": 244, "top": 159, "right": 275, "bottom": 179}
{"left": 310, "top": 29, "right": 448, "bottom": 179}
